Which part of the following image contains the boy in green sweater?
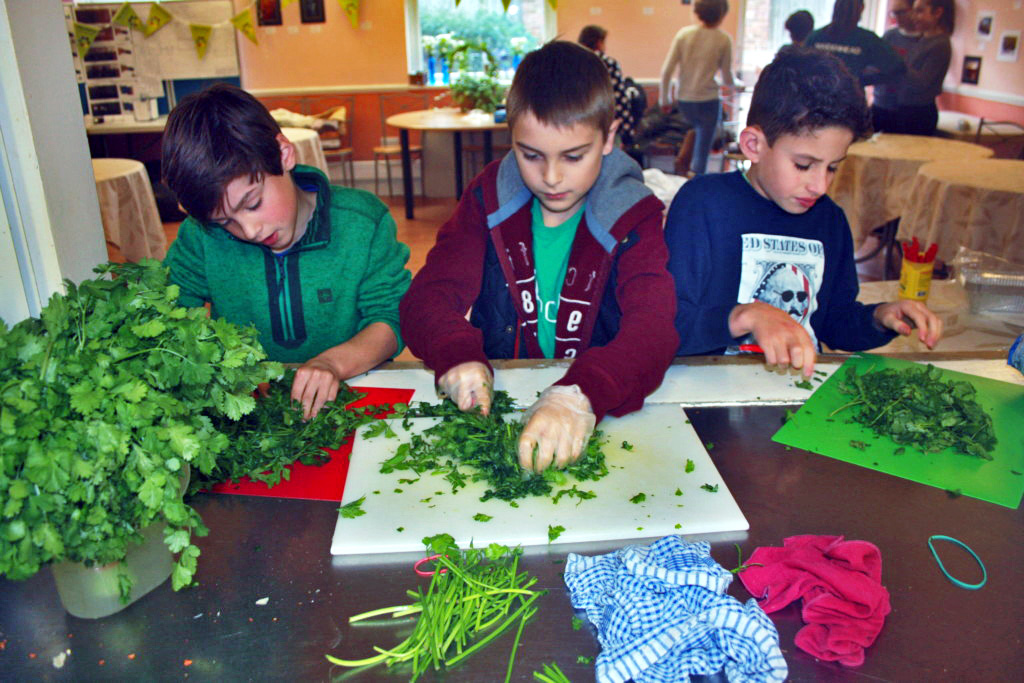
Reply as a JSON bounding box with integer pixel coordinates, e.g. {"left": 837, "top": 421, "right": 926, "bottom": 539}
{"left": 162, "top": 84, "right": 410, "bottom": 419}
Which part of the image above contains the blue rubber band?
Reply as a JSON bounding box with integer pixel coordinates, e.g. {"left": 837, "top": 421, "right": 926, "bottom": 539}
{"left": 927, "top": 535, "right": 987, "bottom": 590}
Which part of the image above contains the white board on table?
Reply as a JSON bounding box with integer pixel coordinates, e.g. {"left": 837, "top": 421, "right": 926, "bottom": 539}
{"left": 331, "top": 405, "right": 748, "bottom": 556}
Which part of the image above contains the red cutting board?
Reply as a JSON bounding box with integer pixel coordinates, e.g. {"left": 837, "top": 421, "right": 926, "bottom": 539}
{"left": 208, "top": 386, "right": 415, "bottom": 502}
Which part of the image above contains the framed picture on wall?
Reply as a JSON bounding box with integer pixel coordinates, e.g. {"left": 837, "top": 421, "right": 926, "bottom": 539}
{"left": 300, "top": 0, "right": 325, "bottom": 24}
{"left": 998, "top": 31, "right": 1020, "bottom": 63}
{"left": 961, "top": 56, "right": 982, "bottom": 85}
{"left": 258, "top": 0, "right": 282, "bottom": 27}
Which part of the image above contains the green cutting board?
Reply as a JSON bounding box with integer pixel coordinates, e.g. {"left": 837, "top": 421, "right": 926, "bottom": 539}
{"left": 772, "top": 354, "right": 1024, "bottom": 508}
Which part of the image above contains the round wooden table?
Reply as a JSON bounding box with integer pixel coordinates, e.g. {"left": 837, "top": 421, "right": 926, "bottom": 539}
{"left": 281, "top": 127, "right": 329, "bottom": 176}
{"left": 386, "top": 108, "right": 508, "bottom": 219}
{"left": 91, "top": 158, "right": 166, "bottom": 262}
{"left": 899, "top": 158, "right": 1024, "bottom": 266}
{"left": 829, "top": 134, "right": 995, "bottom": 247}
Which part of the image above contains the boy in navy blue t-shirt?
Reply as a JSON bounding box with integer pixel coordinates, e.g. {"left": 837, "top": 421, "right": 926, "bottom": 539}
{"left": 665, "top": 47, "right": 941, "bottom": 376}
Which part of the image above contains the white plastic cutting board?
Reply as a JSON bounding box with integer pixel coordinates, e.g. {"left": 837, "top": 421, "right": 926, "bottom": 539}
{"left": 331, "top": 405, "right": 748, "bottom": 555}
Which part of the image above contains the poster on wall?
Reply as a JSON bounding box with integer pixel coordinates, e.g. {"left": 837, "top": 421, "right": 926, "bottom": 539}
{"left": 300, "top": 0, "right": 325, "bottom": 23}
{"left": 975, "top": 12, "right": 995, "bottom": 41}
{"left": 998, "top": 31, "right": 1020, "bottom": 62}
{"left": 258, "top": 0, "right": 282, "bottom": 26}
{"left": 961, "top": 55, "right": 982, "bottom": 84}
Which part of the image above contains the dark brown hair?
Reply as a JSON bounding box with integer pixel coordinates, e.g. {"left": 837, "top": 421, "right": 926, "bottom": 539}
{"left": 747, "top": 46, "right": 871, "bottom": 145}
{"left": 578, "top": 25, "right": 607, "bottom": 51}
{"left": 161, "top": 83, "right": 283, "bottom": 223}
{"left": 694, "top": 0, "right": 729, "bottom": 26}
{"left": 506, "top": 41, "right": 614, "bottom": 137}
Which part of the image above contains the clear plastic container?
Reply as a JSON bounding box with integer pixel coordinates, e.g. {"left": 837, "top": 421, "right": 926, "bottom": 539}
{"left": 953, "top": 246, "right": 1024, "bottom": 314}
{"left": 50, "top": 521, "right": 173, "bottom": 619}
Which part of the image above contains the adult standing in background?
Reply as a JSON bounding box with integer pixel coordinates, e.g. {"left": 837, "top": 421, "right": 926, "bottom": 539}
{"left": 578, "top": 25, "right": 639, "bottom": 146}
{"left": 872, "top": 0, "right": 921, "bottom": 132}
{"left": 807, "top": 0, "right": 905, "bottom": 87}
{"left": 889, "top": 0, "right": 954, "bottom": 135}
{"left": 784, "top": 10, "right": 815, "bottom": 46}
{"left": 660, "top": 0, "right": 734, "bottom": 175}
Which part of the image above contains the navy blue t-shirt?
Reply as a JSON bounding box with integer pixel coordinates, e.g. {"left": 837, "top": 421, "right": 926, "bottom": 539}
{"left": 665, "top": 171, "right": 894, "bottom": 355}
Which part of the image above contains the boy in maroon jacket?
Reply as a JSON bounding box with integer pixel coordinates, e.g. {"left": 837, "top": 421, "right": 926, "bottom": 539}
{"left": 400, "top": 41, "right": 678, "bottom": 473}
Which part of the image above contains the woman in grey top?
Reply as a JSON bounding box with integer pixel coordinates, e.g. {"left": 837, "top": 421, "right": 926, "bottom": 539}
{"left": 872, "top": 0, "right": 919, "bottom": 133}
{"left": 892, "top": 0, "right": 954, "bottom": 135}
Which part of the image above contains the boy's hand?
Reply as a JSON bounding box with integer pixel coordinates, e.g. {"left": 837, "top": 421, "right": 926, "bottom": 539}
{"left": 729, "top": 301, "right": 817, "bottom": 378}
{"left": 437, "top": 362, "right": 493, "bottom": 415}
{"left": 518, "top": 385, "right": 596, "bottom": 473}
{"left": 874, "top": 300, "right": 943, "bottom": 348}
{"left": 291, "top": 358, "right": 341, "bottom": 420}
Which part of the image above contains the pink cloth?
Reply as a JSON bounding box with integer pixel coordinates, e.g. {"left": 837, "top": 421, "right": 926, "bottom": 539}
{"left": 738, "top": 535, "right": 891, "bottom": 667}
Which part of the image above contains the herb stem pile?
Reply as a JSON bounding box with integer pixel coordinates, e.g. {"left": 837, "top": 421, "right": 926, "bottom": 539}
{"left": 325, "top": 534, "right": 544, "bottom": 681}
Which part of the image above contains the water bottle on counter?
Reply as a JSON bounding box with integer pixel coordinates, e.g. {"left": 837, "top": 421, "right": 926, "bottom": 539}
{"left": 1011, "top": 334, "right": 1024, "bottom": 375}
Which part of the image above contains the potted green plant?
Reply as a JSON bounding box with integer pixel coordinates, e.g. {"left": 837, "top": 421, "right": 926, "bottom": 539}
{"left": 0, "top": 261, "right": 281, "bottom": 617}
{"left": 448, "top": 40, "right": 506, "bottom": 113}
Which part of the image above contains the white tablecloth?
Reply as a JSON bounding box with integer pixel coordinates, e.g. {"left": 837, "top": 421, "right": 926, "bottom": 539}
{"left": 91, "top": 158, "right": 166, "bottom": 262}
{"left": 282, "top": 127, "right": 329, "bottom": 176}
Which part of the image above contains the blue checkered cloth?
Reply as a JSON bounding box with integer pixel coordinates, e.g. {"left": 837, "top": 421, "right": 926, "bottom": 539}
{"left": 564, "top": 536, "right": 788, "bottom": 683}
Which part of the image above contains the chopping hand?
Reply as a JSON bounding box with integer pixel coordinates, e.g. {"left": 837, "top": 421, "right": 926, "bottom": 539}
{"left": 518, "top": 385, "right": 596, "bottom": 473}
{"left": 728, "top": 301, "right": 817, "bottom": 377}
{"left": 437, "top": 361, "right": 493, "bottom": 415}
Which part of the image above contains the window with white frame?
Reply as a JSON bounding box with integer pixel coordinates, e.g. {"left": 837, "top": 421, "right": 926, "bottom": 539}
{"left": 405, "top": 0, "right": 555, "bottom": 83}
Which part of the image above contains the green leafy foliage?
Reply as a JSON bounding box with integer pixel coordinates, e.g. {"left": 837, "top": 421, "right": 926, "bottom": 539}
{"left": 830, "top": 364, "right": 997, "bottom": 459}
{"left": 534, "top": 661, "right": 572, "bottom": 683}
{"left": 191, "top": 370, "right": 372, "bottom": 493}
{"left": 629, "top": 493, "right": 646, "bottom": 504}
{"left": 0, "top": 261, "right": 281, "bottom": 597}
{"left": 338, "top": 497, "right": 367, "bottom": 519}
{"left": 376, "top": 391, "right": 609, "bottom": 503}
{"left": 325, "top": 535, "right": 544, "bottom": 681}
{"left": 548, "top": 525, "right": 565, "bottom": 543}
{"left": 701, "top": 484, "right": 719, "bottom": 493}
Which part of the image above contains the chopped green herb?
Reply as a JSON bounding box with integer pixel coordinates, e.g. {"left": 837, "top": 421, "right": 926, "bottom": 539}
{"left": 629, "top": 492, "right": 647, "bottom": 504}
{"left": 394, "top": 488, "right": 404, "bottom": 493}
{"left": 946, "top": 488, "right": 962, "bottom": 498}
{"left": 548, "top": 525, "right": 565, "bottom": 543}
{"left": 1011, "top": 470, "right": 1023, "bottom": 476}
{"left": 577, "top": 654, "right": 594, "bottom": 664}
{"left": 473, "top": 513, "right": 493, "bottom": 522}
{"left": 700, "top": 483, "right": 719, "bottom": 493}
{"left": 571, "top": 616, "right": 584, "bottom": 631}
{"left": 534, "top": 662, "right": 571, "bottom": 683}
{"left": 338, "top": 497, "right": 366, "bottom": 519}
{"left": 685, "top": 459, "right": 695, "bottom": 473}
{"left": 830, "top": 364, "right": 997, "bottom": 459}
{"left": 420, "top": 497, "right": 432, "bottom": 503}
{"left": 782, "top": 409, "right": 797, "bottom": 424}
{"left": 795, "top": 379, "right": 814, "bottom": 390}
{"left": 675, "top": 488, "right": 683, "bottom": 496}
{"left": 674, "top": 523, "right": 682, "bottom": 529}
{"left": 784, "top": 446, "right": 792, "bottom": 451}
{"left": 894, "top": 447, "right": 906, "bottom": 456}
{"left": 705, "top": 442, "right": 715, "bottom": 451}
{"left": 551, "top": 486, "right": 596, "bottom": 505}
{"left": 396, "top": 527, "right": 404, "bottom": 532}
{"left": 849, "top": 440, "right": 869, "bottom": 451}
{"left": 621, "top": 440, "right": 634, "bottom": 451}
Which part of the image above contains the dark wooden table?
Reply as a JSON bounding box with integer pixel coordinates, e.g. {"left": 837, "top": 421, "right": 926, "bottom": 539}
{"left": 2, "top": 402, "right": 1021, "bottom": 681}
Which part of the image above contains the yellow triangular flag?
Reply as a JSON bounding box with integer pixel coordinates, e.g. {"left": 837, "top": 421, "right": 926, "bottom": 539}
{"left": 112, "top": 3, "right": 144, "bottom": 32}
{"left": 338, "top": 0, "right": 360, "bottom": 29}
{"left": 190, "top": 24, "right": 213, "bottom": 60}
{"left": 282, "top": 0, "right": 299, "bottom": 8}
{"left": 143, "top": 3, "right": 173, "bottom": 37}
{"left": 548, "top": 0, "right": 557, "bottom": 10}
{"left": 232, "top": 8, "right": 258, "bottom": 45}
{"left": 502, "top": 0, "right": 512, "bottom": 11}
{"left": 73, "top": 22, "right": 102, "bottom": 59}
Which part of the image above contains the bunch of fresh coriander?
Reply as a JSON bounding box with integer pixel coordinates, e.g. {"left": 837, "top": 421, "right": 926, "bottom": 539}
{"left": 830, "top": 363, "right": 997, "bottom": 459}
{"left": 325, "top": 533, "right": 544, "bottom": 682}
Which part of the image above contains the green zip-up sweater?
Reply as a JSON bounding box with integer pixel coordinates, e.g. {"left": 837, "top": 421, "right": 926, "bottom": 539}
{"left": 163, "top": 165, "right": 411, "bottom": 363}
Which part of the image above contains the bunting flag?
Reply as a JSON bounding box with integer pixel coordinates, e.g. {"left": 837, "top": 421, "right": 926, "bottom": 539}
{"left": 339, "top": 0, "right": 360, "bottom": 29}
{"left": 73, "top": 22, "right": 102, "bottom": 59}
{"left": 143, "top": 3, "right": 173, "bottom": 37}
{"left": 232, "top": 8, "right": 258, "bottom": 45}
{"left": 282, "top": 0, "right": 299, "bottom": 8}
{"left": 502, "top": 0, "right": 512, "bottom": 11}
{"left": 548, "top": 0, "right": 557, "bottom": 9}
{"left": 112, "top": 3, "right": 144, "bottom": 32}
{"left": 190, "top": 24, "right": 213, "bottom": 60}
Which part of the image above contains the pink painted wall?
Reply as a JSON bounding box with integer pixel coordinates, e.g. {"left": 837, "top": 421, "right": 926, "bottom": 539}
{"left": 233, "top": 0, "right": 409, "bottom": 89}
{"left": 941, "top": 0, "right": 1024, "bottom": 121}
{"left": 555, "top": 0, "right": 741, "bottom": 81}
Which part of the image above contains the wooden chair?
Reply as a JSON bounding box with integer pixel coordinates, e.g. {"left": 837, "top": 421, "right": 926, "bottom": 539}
{"left": 313, "top": 98, "right": 355, "bottom": 186}
{"left": 975, "top": 118, "right": 1024, "bottom": 159}
{"left": 374, "top": 93, "right": 427, "bottom": 197}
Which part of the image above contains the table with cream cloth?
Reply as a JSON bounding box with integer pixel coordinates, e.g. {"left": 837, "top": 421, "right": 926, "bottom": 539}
{"left": 898, "top": 159, "right": 1024, "bottom": 266}
{"left": 282, "top": 127, "right": 329, "bottom": 176}
{"left": 91, "top": 158, "right": 166, "bottom": 262}
{"left": 828, "top": 134, "right": 994, "bottom": 247}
